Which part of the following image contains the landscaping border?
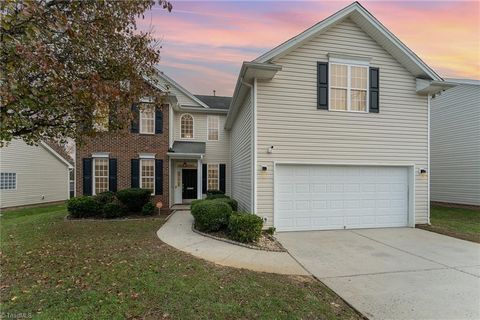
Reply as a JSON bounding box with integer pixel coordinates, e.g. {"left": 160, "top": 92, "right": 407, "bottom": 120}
{"left": 191, "top": 224, "right": 286, "bottom": 252}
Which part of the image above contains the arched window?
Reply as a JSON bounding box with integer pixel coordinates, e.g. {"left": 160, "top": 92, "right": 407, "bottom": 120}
{"left": 181, "top": 114, "right": 194, "bottom": 139}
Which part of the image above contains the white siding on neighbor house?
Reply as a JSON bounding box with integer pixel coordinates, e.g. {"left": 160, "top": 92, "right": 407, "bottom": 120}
{"left": 431, "top": 84, "right": 480, "bottom": 206}
{"left": 231, "top": 92, "right": 253, "bottom": 212}
{"left": 0, "top": 140, "right": 70, "bottom": 208}
{"left": 173, "top": 111, "right": 231, "bottom": 195}
{"left": 255, "top": 18, "right": 429, "bottom": 226}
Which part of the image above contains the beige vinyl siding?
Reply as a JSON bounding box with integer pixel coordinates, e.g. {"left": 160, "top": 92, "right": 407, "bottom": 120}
{"left": 431, "top": 84, "right": 480, "bottom": 206}
{"left": 231, "top": 92, "right": 253, "bottom": 212}
{"left": 174, "top": 111, "right": 231, "bottom": 195}
{"left": 153, "top": 74, "right": 202, "bottom": 107}
{"left": 255, "top": 18, "right": 429, "bottom": 226}
{"left": 0, "top": 140, "right": 69, "bottom": 208}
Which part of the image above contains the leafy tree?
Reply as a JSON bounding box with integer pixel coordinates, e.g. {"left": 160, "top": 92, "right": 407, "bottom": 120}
{"left": 0, "top": 0, "right": 172, "bottom": 146}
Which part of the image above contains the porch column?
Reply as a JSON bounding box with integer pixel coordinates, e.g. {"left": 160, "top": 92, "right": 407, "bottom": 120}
{"left": 197, "top": 158, "right": 202, "bottom": 199}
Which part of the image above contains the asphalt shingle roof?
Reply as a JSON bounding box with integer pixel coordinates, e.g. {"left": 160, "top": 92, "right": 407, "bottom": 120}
{"left": 171, "top": 141, "right": 206, "bottom": 154}
{"left": 194, "top": 95, "right": 232, "bottom": 110}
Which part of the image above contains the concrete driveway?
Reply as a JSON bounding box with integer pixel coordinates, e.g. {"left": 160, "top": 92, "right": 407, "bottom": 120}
{"left": 276, "top": 228, "right": 480, "bottom": 320}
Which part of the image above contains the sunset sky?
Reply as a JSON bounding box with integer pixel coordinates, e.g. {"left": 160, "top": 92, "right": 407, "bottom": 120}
{"left": 139, "top": 0, "right": 480, "bottom": 96}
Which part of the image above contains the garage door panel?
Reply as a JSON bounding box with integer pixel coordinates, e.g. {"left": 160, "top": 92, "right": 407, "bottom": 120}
{"left": 275, "top": 165, "right": 409, "bottom": 231}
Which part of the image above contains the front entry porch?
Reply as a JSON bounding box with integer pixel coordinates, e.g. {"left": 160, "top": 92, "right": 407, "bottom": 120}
{"left": 171, "top": 159, "right": 203, "bottom": 205}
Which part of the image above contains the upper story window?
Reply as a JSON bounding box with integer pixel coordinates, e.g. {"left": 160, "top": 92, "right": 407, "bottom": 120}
{"left": 330, "top": 63, "right": 368, "bottom": 112}
{"left": 181, "top": 114, "right": 194, "bottom": 139}
{"left": 93, "top": 105, "right": 109, "bottom": 132}
{"left": 207, "top": 115, "right": 219, "bottom": 141}
{"left": 93, "top": 158, "right": 109, "bottom": 195}
{"left": 0, "top": 173, "right": 16, "bottom": 190}
{"left": 140, "top": 104, "right": 155, "bottom": 134}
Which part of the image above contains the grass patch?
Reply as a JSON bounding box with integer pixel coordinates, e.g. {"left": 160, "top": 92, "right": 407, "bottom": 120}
{"left": 419, "top": 206, "right": 480, "bottom": 243}
{"left": 1, "top": 204, "right": 361, "bottom": 319}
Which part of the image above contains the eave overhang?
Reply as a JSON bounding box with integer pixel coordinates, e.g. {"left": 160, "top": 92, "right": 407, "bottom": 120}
{"left": 416, "top": 79, "right": 457, "bottom": 96}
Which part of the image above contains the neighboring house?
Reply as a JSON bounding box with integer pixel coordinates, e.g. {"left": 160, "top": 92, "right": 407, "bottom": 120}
{"left": 431, "top": 79, "right": 480, "bottom": 207}
{"left": 75, "top": 69, "right": 231, "bottom": 207}
{"left": 225, "top": 2, "right": 453, "bottom": 231}
{"left": 0, "top": 139, "right": 73, "bottom": 209}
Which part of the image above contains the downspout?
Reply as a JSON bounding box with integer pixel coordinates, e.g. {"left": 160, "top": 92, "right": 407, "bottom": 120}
{"left": 241, "top": 78, "right": 256, "bottom": 212}
{"left": 427, "top": 94, "right": 431, "bottom": 225}
{"left": 253, "top": 78, "right": 258, "bottom": 214}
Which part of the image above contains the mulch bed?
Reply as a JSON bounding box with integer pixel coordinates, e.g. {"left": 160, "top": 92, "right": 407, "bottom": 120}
{"left": 193, "top": 227, "right": 286, "bottom": 252}
{"left": 417, "top": 224, "right": 480, "bottom": 243}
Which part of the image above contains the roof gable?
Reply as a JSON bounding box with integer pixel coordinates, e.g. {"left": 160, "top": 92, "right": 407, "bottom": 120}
{"left": 254, "top": 2, "right": 441, "bottom": 81}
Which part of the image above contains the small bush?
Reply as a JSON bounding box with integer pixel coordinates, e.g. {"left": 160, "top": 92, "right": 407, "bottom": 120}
{"left": 206, "top": 194, "right": 229, "bottom": 200}
{"left": 228, "top": 213, "right": 263, "bottom": 243}
{"left": 212, "top": 197, "right": 238, "bottom": 211}
{"left": 206, "top": 189, "right": 224, "bottom": 196}
{"left": 95, "top": 191, "right": 116, "bottom": 205}
{"left": 191, "top": 200, "right": 232, "bottom": 232}
{"left": 190, "top": 199, "right": 204, "bottom": 211}
{"left": 116, "top": 188, "right": 151, "bottom": 213}
{"left": 67, "top": 196, "right": 101, "bottom": 218}
{"left": 142, "top": 202, "right": 156, "bottom": 216}
{"left": 103, "top": 202, "right": 125, "bottom": 219}
{"left": 266, "top": 227, "right": 276, "bottom": 235}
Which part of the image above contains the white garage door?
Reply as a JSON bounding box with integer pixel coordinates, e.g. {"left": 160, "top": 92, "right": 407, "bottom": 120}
{"left": 275, "top": 165, "right": 409, "bottom": 231}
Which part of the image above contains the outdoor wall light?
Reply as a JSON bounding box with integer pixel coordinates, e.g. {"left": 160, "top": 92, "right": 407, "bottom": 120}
{"left": 267, "top": 146, "right": 274, "bottom": 154}
{"left": 419, "top": 168, "right": 427, "bottom": 175}
{"left": 261, "top": 165, "right": 268, "bottom": 171}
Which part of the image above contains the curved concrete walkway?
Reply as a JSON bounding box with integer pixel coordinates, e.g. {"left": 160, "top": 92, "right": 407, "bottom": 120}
{"left": 157, "top": 210, "right": 309, "bottom": 275}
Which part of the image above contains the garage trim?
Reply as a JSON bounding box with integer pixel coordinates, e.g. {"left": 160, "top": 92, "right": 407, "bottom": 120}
{"left": 273, "top": 161, "right": 416, "bottom": 230}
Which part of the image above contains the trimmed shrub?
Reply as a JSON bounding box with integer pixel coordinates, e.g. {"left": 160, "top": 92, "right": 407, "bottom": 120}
{"left": 190, "top": 199, "right": 204, "bottom": 211}
{"left": 228, "top": 213, "right": 263, "bottom": 243}
{"left": 116, "top": 188, "right": 151, "bottom": 213}
{"left": 95, "top": 191, "right": 116, "bottom": 205}
{"left": 142, "top": 202, "right": 156, "bottom": 216}
{"left": 67, "top": 196, "right": 101, "bottom": 218}
{"left": 206, "top": 189, "right": 224, "bottom": 196}
{"left": 266, "top": 227, "right": 276, "bottom": 235}
{"left": 206, "top": 194, "right": 229, "bottom": 200}
{"left": 103, "top": 202, "right": 125, "bottom": 219}
{"left": 191, "top": 200, "right": 232, "bottom": 232}
{"left": 212, "top": 197, "right": 238, "bottom": 211}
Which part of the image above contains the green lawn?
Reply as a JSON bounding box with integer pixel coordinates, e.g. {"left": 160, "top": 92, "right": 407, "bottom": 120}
{"left": 0, "top": 204, "right": 361, "bottom": 319}
{"left": 420, "top": 206, "right": 480, "bottom": 243}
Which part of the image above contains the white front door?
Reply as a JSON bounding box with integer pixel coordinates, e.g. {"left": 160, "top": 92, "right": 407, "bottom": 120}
{"left": 275, "top": 165, "right": 409, "bottom": 231}
{"left": 174, "top": 168, "right": 182, "bottom": 204}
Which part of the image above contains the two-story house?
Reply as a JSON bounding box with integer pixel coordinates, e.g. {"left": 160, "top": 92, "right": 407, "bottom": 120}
{"left": 78, "top": 2, "right": 454, "bottom": 232}
{"left": 76, "top": 69, "right": 231, "bottom": 207}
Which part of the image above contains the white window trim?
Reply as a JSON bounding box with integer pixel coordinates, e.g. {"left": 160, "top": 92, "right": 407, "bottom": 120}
{"left": 207, "top": 115, "right": 220, "bottom": 141}
{"left": 92, "top": 158, "right": 109, "bottom": 196}
{"left": 0, "top": 172, "right": 17, "bottom": 190}
{"left": 139, "top": 104, "right": 155, "bottom": 135}
{"left": 207, "top": 163, "right": 219, "bottom": 191}
{"left": 180, "top": 113, "right": 195, "bottom": 140}
{"left": 328, "top": 61, "right": 369, "bottom": 113}
{"left": 140, "top": 158, "right": 155, "bottom": 196}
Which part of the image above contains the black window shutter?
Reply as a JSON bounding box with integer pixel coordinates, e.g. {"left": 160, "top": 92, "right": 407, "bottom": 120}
{"left": 131, "top": 159, "right": 139, "bottom": 188}
{"left": 317, "top": 62, "right": 328, "bottom": 110}
{"left": 155, "top": 109, "right": 163, "bottom": 134}
{"left": 155, "top": 159, "right": 163, "bottom": 195}
{"left": 202, "top": 164, "right": 207, "bottom": 194}
{"left": 369, "top": 67, "right": 379, "bottom": 113}
{"left": 219, "top": 164, "right": 226, "bottom": 194}
{"left": 131, "top": 104, "right": 139, "bottom": 133}
{"left": 82, "top": 158, "right": 92, "bottom": 195}
{"left": 109, "top": 158, "right": 117, "bottom": 192}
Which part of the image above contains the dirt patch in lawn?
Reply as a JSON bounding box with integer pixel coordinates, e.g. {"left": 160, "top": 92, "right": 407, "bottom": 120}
{"left": 417, "top": 224, "right": 480, "bottom": 243}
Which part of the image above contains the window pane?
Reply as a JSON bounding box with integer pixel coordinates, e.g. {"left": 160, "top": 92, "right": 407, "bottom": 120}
{"left": 181, "top": 114, "right": 193, "bottom": 139}
{"left": 208, "top": 116, "right": 219, "bottom": 140}
{"left": 93, "top": 105, "right": 109, "bottom": 132}
{"left": 0, "top": 173, "right": 16, "bottom": 190}
{"left": 207, "top": 164, "right": 219, "bottom": 190}
{"left": 331, "top": 64, "right": 348, "bottom": 88}
{"left": 94, "top": 158, "right": 109, "bottom": 194}
{"left": 330, "top": 88, "right": 347, "bottom": 110}
{"left": 351, "top": 66, "right": 368, "bottom": 89}
{"left": 351, "top": 90, "right": 367, "bottom": 111}
{"left": 140, "top": 104, "right": 155, "bottom": 134}
{"left": 141, "top": 159, "right": 155, "bottom": 193}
